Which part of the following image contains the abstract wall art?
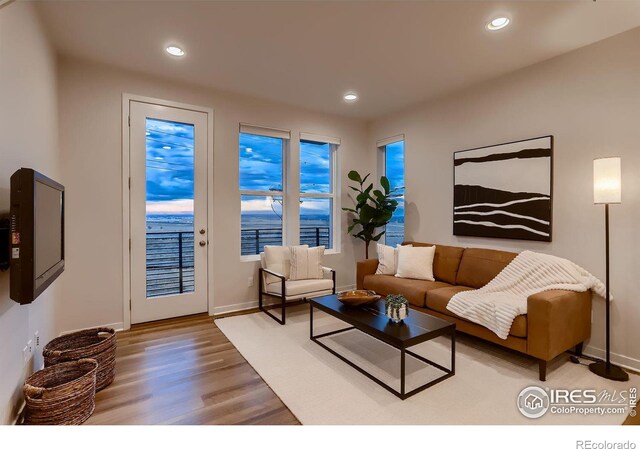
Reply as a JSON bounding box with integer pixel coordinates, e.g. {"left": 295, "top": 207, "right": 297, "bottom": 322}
{"left": 453, "top": 136, "right": 553, "bottom": 242}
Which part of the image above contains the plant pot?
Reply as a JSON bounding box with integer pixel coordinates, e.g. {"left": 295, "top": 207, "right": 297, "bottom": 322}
{"left": 386, "top": 303, "right": 408, "bottom": 323}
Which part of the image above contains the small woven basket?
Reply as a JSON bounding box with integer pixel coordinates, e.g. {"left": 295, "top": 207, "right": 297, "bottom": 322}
{"left": 44, "top": 327, "right": 116, "bottom": 391}
{"left": 23, "top": 358, "right": 98, "bottom": 425}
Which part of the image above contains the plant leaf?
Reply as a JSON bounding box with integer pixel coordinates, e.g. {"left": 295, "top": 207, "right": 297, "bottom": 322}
{"left": 347, "top": 170, "right": 362, "bottom": 183}
{"left": 380, "top": 176, "right": 390, "bottom": 194}
{"left": 372, "top": 231, "right": 386, "bottom": 241}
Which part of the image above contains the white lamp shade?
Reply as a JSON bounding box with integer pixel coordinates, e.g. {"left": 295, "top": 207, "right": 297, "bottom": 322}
{"left": 593, "top": 157, "right": 621, "bottom": 204}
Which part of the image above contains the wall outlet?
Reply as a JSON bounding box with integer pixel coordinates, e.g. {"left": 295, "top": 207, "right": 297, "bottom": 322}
{"left": 27, "top": 339, "right": 33, "bottom": 354}
{"left": 35, "top": 331, "right": 40, "bottom": 348}
{"left": 22, "top": 345, "right": 30, "bottom": 364}
{"left": 248, "top": 276, "right": 254, "bottom": 287}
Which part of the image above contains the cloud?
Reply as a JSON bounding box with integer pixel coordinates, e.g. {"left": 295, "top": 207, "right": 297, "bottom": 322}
{"left": 147, "top": 199, "right": 194, "bottom": 214}
{"left": 241, "top": 196, "right": 283, "bottom": 214}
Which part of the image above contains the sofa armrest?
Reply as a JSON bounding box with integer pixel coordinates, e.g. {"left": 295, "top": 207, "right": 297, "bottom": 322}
{"left": 527, "top": 290, "right": 592, "bottom": 361}
{"left": 356, "top": 259, "right": 379, "bottom": 289}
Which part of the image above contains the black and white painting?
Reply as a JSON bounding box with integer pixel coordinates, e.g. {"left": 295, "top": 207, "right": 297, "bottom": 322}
{"left": 453, "top": 136, "right": 553, "bottom": 242}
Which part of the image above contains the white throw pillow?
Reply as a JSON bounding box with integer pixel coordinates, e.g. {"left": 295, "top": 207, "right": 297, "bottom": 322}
{"left": 264, "top": 245, "right": 308, "bottom": 283}
{"left": 395, "top": 245, "right": 436, "bottom": 281}
{"left": 375, "top": 243, "right": 412, "bottom": 275}
{"left": 289, "top": 246, "right": 325, "bottom": 280}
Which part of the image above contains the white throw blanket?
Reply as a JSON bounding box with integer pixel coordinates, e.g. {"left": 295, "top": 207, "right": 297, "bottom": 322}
{"left": 446, "top": 250, "right": 606, "bottom": 340}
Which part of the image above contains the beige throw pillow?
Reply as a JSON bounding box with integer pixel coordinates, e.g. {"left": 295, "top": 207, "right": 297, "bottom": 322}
{"left": 289, "top": 246, "right": 325, "bottom": 280}
{"left": 264, "top": 245, "right": 308, "bottom": 283}
{"left": 395, "top": 245, "right": 436, "bottom": 281}
{"left": 375, "top": 243, "right": 412, "bottom": 275}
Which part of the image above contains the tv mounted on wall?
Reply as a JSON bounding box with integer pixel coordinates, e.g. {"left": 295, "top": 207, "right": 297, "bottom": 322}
{"left": 9, "top": 168, "right": 65, "bottom": 305}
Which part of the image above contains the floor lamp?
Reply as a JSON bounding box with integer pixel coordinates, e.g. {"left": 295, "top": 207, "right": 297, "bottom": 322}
{"left": 590, "top": 157, "right": 629, "bottom": 381}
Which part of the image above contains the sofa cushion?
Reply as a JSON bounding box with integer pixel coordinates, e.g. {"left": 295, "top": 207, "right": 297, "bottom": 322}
{"left": 426, "top": 286, "right": 527, "bottom": 337}
{"left": 362, "top": 274, "right": 449, "bottom": 307}
{"left": 426, "top": 286, "right": 473, "bottom": 315}
{"left": 455, "top": 248, "right": 517, "bottom": 289}
{"left": 404, "top": 242, "right": 465, "bottom": 285}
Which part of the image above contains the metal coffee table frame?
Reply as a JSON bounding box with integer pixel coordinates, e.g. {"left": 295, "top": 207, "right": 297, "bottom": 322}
{"left": 309, "top": 297, "right": 455, "bottom": 400}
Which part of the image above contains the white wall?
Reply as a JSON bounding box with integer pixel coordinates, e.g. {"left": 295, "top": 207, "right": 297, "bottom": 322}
{"left": 369, "top": 27, "right": 640, "bottom": 369}
{"left": 56, "top": 57, "right": 372, "bottom": 331}
{"left": 0, "top": 2, "right": 61, "bottom": 424}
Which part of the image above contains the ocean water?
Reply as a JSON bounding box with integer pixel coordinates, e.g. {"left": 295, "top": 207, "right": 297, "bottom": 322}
{"left": 146, "top": 214, "right": 404, "bottom": 247}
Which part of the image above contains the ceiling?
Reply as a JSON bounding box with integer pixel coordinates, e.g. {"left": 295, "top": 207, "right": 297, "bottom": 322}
{"left": 35, "top": 1, "right": 640, "bottom": 119}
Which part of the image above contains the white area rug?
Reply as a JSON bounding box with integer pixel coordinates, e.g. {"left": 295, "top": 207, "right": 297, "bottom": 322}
{"left": 215, "top": 306, "right": 638, "bottom": 425}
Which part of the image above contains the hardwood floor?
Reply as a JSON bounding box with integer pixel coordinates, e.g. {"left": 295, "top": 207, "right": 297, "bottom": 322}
{"left": 87, "top": 312, "right": 637, "bottom": 425}
{"left": 86, "top": 313, "right": 299, "bottom": 425}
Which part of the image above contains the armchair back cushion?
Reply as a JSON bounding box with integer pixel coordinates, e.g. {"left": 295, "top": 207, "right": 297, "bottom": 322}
{"left": 289, "top": 246, "right": 325, "bottom": 280}
{"left": 263, "top": 245, "right": 308, "bottom": 284}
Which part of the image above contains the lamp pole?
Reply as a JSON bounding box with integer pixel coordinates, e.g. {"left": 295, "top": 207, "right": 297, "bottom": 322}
{"left": 589, "top": 158, "right": 628, "bottom": 382}
{"left": 605, "top": 202, "right": 610, "bottom": 368}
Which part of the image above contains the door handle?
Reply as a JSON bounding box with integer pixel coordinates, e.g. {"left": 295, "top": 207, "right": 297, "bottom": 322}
{"left": 199, "top": 240, "right": 207, "bottom": 247}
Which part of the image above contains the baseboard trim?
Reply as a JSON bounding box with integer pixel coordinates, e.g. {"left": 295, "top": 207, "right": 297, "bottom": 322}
{"left": 60, "top": 322, "right": 125, "bottom": 336}
{"left": 211, "top": 301, "right": 258, "bottom": 316}
{"left": 584, "top": 345, "right": 640, "bottom": 373}
{"left": 210, "top": 284, "right": 356, "bottom": 316}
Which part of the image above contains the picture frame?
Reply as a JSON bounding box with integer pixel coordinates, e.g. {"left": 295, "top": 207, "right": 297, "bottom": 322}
{"left": 453, "top": 135, "right": 553, "bottom": 242}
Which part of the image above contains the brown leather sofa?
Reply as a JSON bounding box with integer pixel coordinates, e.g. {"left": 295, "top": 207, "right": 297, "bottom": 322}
{"left": 356, "top": 242, "right": 592, "bottom": 381}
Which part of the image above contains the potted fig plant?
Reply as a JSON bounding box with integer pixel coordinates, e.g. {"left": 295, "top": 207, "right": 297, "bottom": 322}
{"left": 342, "top": 170, "right": 398, "bottom": 259}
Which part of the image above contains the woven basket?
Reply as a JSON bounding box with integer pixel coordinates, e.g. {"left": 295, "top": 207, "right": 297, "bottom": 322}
{"left": 23, "top": 358, "right": 98, "bottom": 425}
{"left": 44, "top": 327, "right": 116, "bottom": 391}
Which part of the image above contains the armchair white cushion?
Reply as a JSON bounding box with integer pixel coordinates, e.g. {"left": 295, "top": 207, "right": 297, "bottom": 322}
{"left": 265, "top": 279, "right": 334, "bottom": 299}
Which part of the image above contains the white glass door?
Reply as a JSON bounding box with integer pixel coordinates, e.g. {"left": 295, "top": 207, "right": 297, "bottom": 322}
{"left": 129, "top": 101, "right": 208, "bottom": 324}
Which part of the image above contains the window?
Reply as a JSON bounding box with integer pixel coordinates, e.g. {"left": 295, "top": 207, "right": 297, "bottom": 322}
{"left": 299, "top": 138, "right": 337, "bottom": 250}
{"left": 382, "top": 139, "right": 405, "bottom": 246}
{"left": 239, "top": 128, "right": 287, "bottom": 256}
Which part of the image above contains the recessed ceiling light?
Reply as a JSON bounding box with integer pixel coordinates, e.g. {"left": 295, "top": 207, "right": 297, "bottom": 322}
{"left": 343, "top": 92, "right": 358, "bottom": 102}
{"left": 166, "top": 46, "right": 185, "bottom": 57}
{"left": 162, "top": 146, "right": 171, "bottom": 150}
{"left": 487, "top": 17, "right": 510, "bottom": 31}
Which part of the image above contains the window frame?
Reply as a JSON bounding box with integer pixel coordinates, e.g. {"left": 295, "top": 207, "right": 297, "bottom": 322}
{"left": 239, "top": 127, "right": 289, "bottom": 260}
{"left": 298, "top": 137, "right": 339, "bottom": 253}
{"left": 378, "top": 135, "right": 405, "bottom": 247}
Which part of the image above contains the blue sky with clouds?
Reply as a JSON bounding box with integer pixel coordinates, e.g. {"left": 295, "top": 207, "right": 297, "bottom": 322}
{"left": 386, "top": 140, "right": 405, "bottom": 217}
{"left": 145, "top": 119, "right": 195, "bottom": 214}
{"left": 146, "top": 124, "right": 403, "bottom": 221}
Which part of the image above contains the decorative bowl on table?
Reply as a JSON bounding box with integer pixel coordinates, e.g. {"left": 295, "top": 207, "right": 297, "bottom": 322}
{"left": 337, "top": 290, "right": 381, "bottom": 306}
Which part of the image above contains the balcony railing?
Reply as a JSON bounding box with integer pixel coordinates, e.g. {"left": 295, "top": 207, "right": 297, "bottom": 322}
{"left": 146, "top": 226, "right": 404, "bottom": 297}
{"left": 240, "top": 226, "right": 330, "bottom": 255}
{"left": 146, "top": 232, "right": 194, "bottom": 298}
{"left": 145, "top": 227, "right": 332, "bottom": 297}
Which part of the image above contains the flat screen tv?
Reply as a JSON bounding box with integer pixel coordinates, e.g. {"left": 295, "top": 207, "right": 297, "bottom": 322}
{"left": 10, "top": 168, "right": 65, "bottom": 304}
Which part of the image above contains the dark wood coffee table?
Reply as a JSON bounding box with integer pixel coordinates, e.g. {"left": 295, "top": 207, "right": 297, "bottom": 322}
{"left": 309, "top": 295, "right": 455, "bottom": 400}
